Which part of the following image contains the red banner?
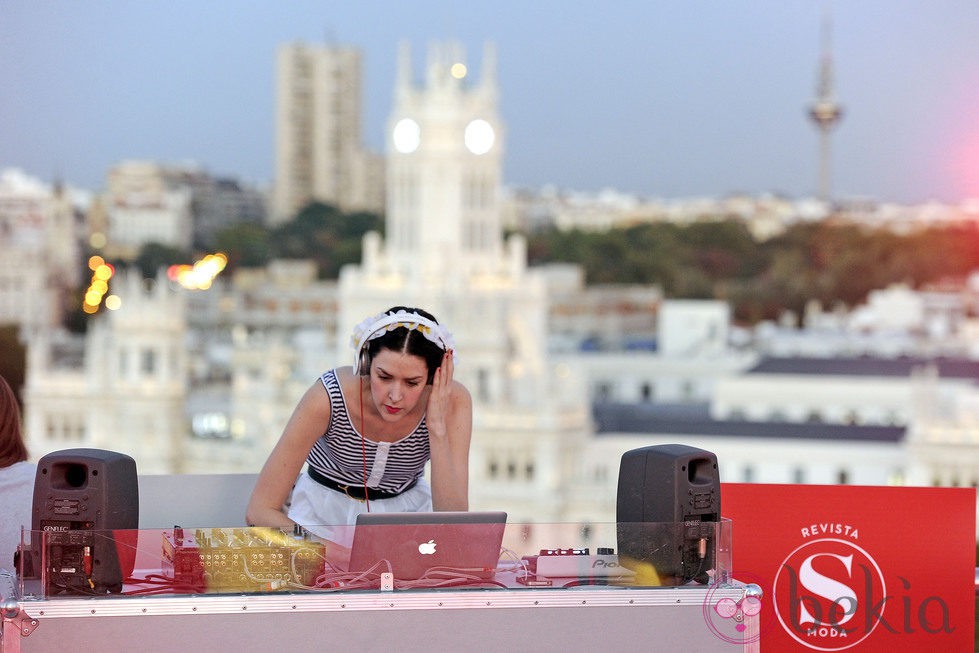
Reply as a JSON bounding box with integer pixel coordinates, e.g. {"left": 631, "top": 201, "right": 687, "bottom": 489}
{"left": 722, "top": 483, "right": 975, "bottom": 651}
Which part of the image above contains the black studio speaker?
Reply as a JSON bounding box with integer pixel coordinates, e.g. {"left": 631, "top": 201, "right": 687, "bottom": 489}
{"left": 30, "top": 448, "right": 139, "bottom": 595}
{"left": 616, "top": 444, "right": 720, "bottom": 585}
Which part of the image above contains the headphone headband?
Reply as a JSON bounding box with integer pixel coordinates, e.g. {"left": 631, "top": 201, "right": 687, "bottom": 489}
{"left": 350, "top": 309, "right": 455, "bottom": 372}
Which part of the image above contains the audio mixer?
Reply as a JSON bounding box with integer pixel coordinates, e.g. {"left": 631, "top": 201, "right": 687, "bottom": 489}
{"left": 161, "top": 526, "right": 326, "bottom": 592}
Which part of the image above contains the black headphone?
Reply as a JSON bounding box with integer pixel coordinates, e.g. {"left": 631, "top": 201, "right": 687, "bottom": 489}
{"left": 355, "top": 347, "right": 372, "bottom": 376}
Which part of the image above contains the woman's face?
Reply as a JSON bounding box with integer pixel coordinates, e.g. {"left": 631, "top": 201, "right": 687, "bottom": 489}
{"left": 368, "top": 348, "right": 430, "bottom": 422}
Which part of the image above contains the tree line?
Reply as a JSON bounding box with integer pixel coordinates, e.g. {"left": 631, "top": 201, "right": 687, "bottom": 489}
{"left": 130, "top": 202, "right": 384, "bottom": 281}
{"left": 116, "top": 203, "right": 979, "bottom": 327}
{"left": 523, "top": 219, "right": 979, "bottom": 324}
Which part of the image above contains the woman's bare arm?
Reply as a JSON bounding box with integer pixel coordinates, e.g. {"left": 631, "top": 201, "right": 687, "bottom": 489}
{"left": 246, "top": 380, "right": 332, "bottom": 528}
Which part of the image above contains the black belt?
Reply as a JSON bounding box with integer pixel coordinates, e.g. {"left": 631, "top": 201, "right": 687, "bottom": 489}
{"left": 307, "top": 467, "right": 418, "bottom": 502}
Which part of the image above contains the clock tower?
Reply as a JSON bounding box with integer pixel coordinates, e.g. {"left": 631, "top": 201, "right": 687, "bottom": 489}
{"left": 385, "top": 40, "right": 504, "bottom": 277}
{"left": 339, "top": 40, "right": 527, "bottom": 374}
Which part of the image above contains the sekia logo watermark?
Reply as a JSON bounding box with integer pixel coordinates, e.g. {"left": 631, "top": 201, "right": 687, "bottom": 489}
{"left": 721, "top": 484, "right": 974, "bottom": 650}
{"left": 772, "top": 529, "right": 954, "bottom": 650}
{"left": 701, "top": 571, "right": 771, "bottom": 646}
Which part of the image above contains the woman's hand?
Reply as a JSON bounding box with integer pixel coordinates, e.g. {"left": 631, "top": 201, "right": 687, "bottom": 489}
{"left": 425, "top": 350, "right": 471, "bottom": 511}
{"left": 425, "top": 349, "right": 454, "bottom": 441}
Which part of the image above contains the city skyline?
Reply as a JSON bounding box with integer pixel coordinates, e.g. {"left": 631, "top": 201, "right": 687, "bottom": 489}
{"left": 2, "top": 1, "right": 978, "bottom": 204}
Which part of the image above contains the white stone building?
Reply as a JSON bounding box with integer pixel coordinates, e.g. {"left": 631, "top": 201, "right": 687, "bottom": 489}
{"left": 335, "top": 40, "right": 593, "bottom": 523}
{"left": 99, "top": 161, "right": 193, "bottom": 261}
{"left": 23, "top": 270, "right": 188, "bottom": 475}
{"left": 0, "top": 169, "right": 82, "bottom": 335}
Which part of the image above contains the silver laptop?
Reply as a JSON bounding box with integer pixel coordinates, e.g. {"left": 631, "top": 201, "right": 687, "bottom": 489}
{"left": 347, "top": 511, "right": 507, "bottom": 581}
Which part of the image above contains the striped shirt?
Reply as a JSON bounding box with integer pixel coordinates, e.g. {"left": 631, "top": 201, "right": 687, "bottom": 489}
{"left": 306, "top": 368, "right": 430, "bottom": 493}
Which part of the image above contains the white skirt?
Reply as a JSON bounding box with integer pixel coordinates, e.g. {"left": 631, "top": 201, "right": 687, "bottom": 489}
{"left": 287, "top": 471, "right": 432, "bottom": 546}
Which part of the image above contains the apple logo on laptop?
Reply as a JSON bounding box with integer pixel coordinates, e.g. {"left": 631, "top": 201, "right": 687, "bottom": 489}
{"left": 418, "top": 539, "right": 437, "bottom": 555}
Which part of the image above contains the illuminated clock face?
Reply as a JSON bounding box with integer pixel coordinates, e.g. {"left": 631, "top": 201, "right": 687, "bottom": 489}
{"left": 392, "top": 118, "right": 421, "bottom": 153}
{"left": 464, "top": 119, "right": 495, "bottom": 155}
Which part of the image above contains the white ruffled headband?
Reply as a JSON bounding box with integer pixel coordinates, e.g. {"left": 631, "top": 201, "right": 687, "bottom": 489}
{"left": 350, "top": 309, "right": 455, "bottom": 369}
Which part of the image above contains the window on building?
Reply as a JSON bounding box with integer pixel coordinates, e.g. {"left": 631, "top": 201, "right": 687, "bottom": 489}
{"left": 837, "top": 469, "right": 849, "bottom": 485}
{"left": 681, "top": 380, "right": 695, "bottom": 400}
{"left": 596, "top": 382, "right": 612, "bottom": 401}
{"left": 743, "top": 465, "right": 754, "bottom": 482}
{"left": 640, "top": 382, "right": 654, "bottom": 402}
{"left": 887, "top": 469, "right": 905, "bottom": 486}
{"left": 792, "top": 467, "right": 806, "bottom": 483}
{"left": 477, "top": 369, "right": 491, "bottom": 403}
{"left": 141, "top": 348, "right": 156, "bottom": 375}
{"left": 594, "top": 466, "right": 607, "bottom": 483}
{"left": 192, "top": 413, "right": 231, "bottom": 439}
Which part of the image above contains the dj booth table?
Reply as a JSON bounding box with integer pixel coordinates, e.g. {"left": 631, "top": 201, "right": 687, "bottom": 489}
{"left": 5, "top": 473, "right": 758, "bottom": 651}
{"left": 11, "top": 581, "right": 759, "bottom": 652}
{"left": 6, "top": 519, "right": 758, "bottom": 653}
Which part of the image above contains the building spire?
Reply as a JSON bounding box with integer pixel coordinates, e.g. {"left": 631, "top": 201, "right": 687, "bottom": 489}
{"left": 808, "top": 7, "right": 844, "bottom": 204}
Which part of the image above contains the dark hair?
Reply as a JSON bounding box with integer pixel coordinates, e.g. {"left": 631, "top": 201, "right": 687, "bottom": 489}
{"left": 0, "top": 374, "right": 29, "bottom": 468}
{"left": 365, "top": 306, "right": 446, "bottom": 384}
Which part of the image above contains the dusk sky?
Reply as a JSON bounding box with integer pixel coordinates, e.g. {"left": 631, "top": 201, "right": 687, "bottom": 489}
{"left": 2, "top": 1, "right": 978, "bottom": 204}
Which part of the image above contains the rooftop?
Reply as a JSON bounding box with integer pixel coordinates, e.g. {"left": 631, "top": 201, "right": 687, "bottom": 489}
{"left": 592, "top": 402, "right": 905, "bottom": 442}
{"left": 747, "top": 355, "right": 979, "bottom": 379}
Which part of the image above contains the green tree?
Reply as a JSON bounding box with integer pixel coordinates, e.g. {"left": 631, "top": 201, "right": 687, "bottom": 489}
{"left": 134, "top": 242, "right": 192, "bottom": 278}
{"left": 213, "top": 223, "right": 273, "bottom": 269}
{"left": 524, "top": 217, "right": 979, "bottom": 325}
{"left": 271, "top": 202, "right": 384, "bottom": 278}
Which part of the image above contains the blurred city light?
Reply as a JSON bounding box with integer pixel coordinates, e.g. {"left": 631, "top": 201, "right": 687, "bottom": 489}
{"left": 89, "top": 232, "right": 107, "bottom": 249}
{"left": 167, "top": 252, "right": 228, "bottom": 290}
{"left": 82, "top": 257, "right": 114, "bottom": 313}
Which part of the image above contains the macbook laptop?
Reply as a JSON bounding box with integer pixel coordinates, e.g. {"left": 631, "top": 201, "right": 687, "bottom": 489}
{"left": 346, "top": 511, "right": 507, "bottom": 581}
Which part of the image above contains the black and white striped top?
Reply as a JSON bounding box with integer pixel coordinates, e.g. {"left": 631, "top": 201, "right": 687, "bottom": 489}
{"left": 305, "top": 368, "right": 430, "bottom": 493}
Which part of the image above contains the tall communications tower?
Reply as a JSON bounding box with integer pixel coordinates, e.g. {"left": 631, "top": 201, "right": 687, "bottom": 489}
{"left": 808, "top": 13, "right": 844, "bottom": 204}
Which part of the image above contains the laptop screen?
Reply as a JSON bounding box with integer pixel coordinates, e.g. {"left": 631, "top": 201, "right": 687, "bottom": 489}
{"left": 346, "top": 511, "right": 507, "bottom": 582}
